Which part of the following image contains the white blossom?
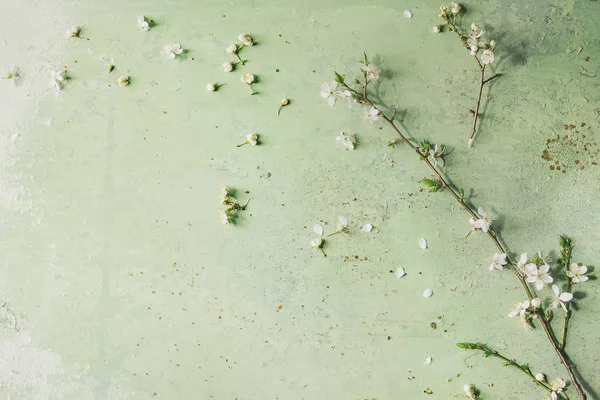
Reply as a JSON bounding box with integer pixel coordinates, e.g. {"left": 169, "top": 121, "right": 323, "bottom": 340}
{"left": 535, "top": 373, "right": 546, "bottom": 382}
{"left": 508, "top": 300, "right": 530, "bottom": 318}
{"left": 361, "top": 106, "right": 380, "bottom": 121}
{"left": 451, "top": 2, "right": 461, "bottom": 14}
{"left": 544, "top": 392, "right": 558, "bottom": 400}
{"left": 241, "top": 73, "right": 255, "bottom": 84}
{"left": 137, "top": 15, "right": 150, "bottom": 31}
{"left": 361, "top": 64, "right": 380, "bottom": 81}
{"left": 428, "top": 144, "right": 445, "bottom": 167}
{"left": 335, "top": 216, "right": 349, "bottom": 233}
{"left": 336, "top": 132, "right": 356, "bottom": 150}
{"left": 549, "top": 378, "right": 566, "bottom": 393}
{"left": 218, "top": 210, "right": 229, "bottom": 225}
{"left": 481, "top": 49, "right": 494, "bottom": 64}
{"left": 550, "top": 284, "right": 573, "bottom": 312}
{"left": 311, "top": 237, "right": 323, "bottom": 248}
{"left": 2, "top": 65, "right": 19, "bottom": 80}
{"left": 566, "top": 263, "right": 588, "bottom": 283}
{"left": 246, "top": 133, "right": 258, "bottom": 146}
{"left": 469, "top": 207, "right": 492, "bottom": 233}
{"left": 489, "top": 253, "right": 507, "bottom": 271}
{"left": 49, "top": 69, "right": 65, "bottom": 91}
{"left": 238, "top": 33, "right": 254, "bottom": 46}
{"left": 516, "top": 253, "right": 528, "bottom": 274}
{"left": 490, "top": 39, "right": 496, "bottom": 47}
{"left": 217, "top": 186, "right": 230, "bottom": 204}
{"left": 531, "top": 297, "right": 541, "bottom": 308}
{"left": 206, "top": 83, "right": 216, "bottom": 92}
{"left": 117, "top": 76, "right": 129, "bottom": 86}
{"left": 433, "top": 25, "right": 441, "bottom": 33}
{"left": 163, "top": 42, "right": 183, "bottom": 59}
{"left": 321, "top": 81, "right": 338, "bottom": 107}
{"left": 223, "top": 62, "right": 234, "bottom": 72}
{"left": 463, "top": 384, "right": 477, "bottom": 400}
{"left": 226, "top": 44, "right": 238, "bottom": 54}
{"left": 524, "top": 263, "right": 553, "bottom": 290}
{"left": 66, "top": 25, "right": 81, "bottom": 38}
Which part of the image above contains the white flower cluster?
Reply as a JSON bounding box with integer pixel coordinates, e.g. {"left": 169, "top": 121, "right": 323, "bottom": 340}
{"left": 49, "top": 69, "right": 66, "bottom": 91}
{"left": 468, "top": 207, "right": 492, "bottom": 233}
{"left": 336, "top": 131, "right": 357, "bottom": 150}
{"left": 543, "top": 377, "right": 566, "bottom": 400}
{"left": 320, "top": 81, "right": 350, "bottom": 107}
{"left": 237, "top": 133, "right": 259, "bottom": 147}
{"left": 162, "top": 42, "right": 184, "bottom": 60}
{"left": 217, "top": 186, "right": 249, "bottom": 226}
{"left": 310, "top": 216, "right": 352, "bottom": 256}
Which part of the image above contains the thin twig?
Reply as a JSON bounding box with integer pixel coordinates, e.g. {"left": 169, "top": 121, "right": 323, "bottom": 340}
{"left": 559, "top": 237, "right": 574, "bottom": 350}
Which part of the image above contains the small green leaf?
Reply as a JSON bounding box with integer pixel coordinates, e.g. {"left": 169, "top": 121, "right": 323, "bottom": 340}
{"left": 421, "top": 179, "right": 437, "bottom": 187}
{"left": 429, "top": 187, "right": 438, "bottom": 193}
{"left": 334, "top": 71, "right": 345, "bottom": 84}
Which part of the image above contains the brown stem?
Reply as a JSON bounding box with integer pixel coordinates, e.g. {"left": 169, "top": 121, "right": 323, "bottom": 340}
{"left": 350, "top": 83, "right": 586, "bottom": 399}
{"left": 560, "top": 246, "right": 574, "bottom": 350}
{"left": 468, "top": 64, "right": 486, "bottom": 147}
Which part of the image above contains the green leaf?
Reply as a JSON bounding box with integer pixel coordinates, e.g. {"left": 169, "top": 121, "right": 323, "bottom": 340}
{"left": 421, "top": 179, "right": 438, "bottom": 187}
{"left": 334, "top": 71, "right": 345, "bottom": 84}
{"left": 429, "top": 187, "right": 438, "bottom": 193}
{"left": 363, "top": 51, "right": 369, "bottom": 64}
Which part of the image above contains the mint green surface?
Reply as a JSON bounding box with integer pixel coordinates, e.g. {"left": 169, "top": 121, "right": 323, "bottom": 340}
{"left": 1, "top": 0, "right": 599, "bottom": 399}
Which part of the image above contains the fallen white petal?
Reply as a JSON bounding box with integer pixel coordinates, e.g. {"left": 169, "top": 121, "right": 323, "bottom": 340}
{"left": 395, "top": 267, "right": 405, "bottom": 278}
{"left": 403, "top": 10, "right": 413, "bottom": 18}
{"left": 419, "top": 238, "right": 427, "bottom": 249}
{"left": 424, "top": 356, "right": 432, "bottom": 365}
{"left": 313, "top": 224, "right": 324, "bottom": 236}
{"left": 362, "top": 223, "right": 373, "bottom": 233}
{"left": 423, "top": 288, "right": 433, "bottom": 298}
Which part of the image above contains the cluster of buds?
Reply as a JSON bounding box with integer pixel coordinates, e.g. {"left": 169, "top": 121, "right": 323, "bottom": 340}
{"left": 225, "top": 33, "right": 254, "bottom": 68}
{"left": 217, "top": 186, "right": 250, "bottom": 226}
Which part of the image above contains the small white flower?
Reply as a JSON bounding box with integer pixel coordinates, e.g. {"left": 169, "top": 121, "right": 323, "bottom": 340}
{"left": 206, "top": 83, "right": 216, "bottom": 92}
{"left": 66, "top": 25, "right": 81, "bottom": 38}
{"left": 279, "top": 98, "right": 289, "bottom": 106}
{"left": 117, "top": 76, "right": 129, "bottom": 86}
{"left": 336, "top": 132, "right": 356, "bottom": 150}
{"left": 218, "top": 210, "right": 229, "bottom": 225}
{"left": 451, "top": 2, "right": 461, "bottom": 14}
{"left": 516, "top": 253, "right": 528, "bottom": 274}
{"left": 423, "top": 288, "right": 433, "bottom": 298}
{"left": 49, "top": 69, "right": 65, "bottom": 91}
{"left": 433, "top": 25, "right": 441, "bottom": 33}
{"left": 418, "top": 238, "right": 427, "bottom": 250}
{"left": 137, "top": 15, "right": 150, "bottom": 31}
{"left": 238, "top": 33, "right": 253, "bottom": 46}
{"left": 566, "top": 263, "right": 588, "bottom": 283}
{"left": 361, "top": 106, "right": 380, "bottom": 121}
{"left": 361, "top": 64, "right": 380, "bottom": 81}
{"left": 471, "top": 23, "right": 480, "bottom": 31}
{"left": 3, "top": 65, "right": 19, "bottom": 80}
{"left": 241, "top": 73, "right": 255, "bottom": 84}
{"left": 321, "top": 81, "right": 338, "bottom": 107}
{"left": 481, "top": 49, "right": 494, "bottom": 64}
{"left": 428, "top": 144, "right": 445, "bottom": 167}
{"left": 226, "top": 44, "right": 238, "bottom": 54}
{"left": 531, "top": 297, "right": 542, "bottom": 308}
{"left": 475, "top": 207, "right": 492, "bottom": 232}
{"left": 549, "top": 378, "right": 566, "bottom": 393}
{"left": 163, "top": 42, "right": 183, "bottom": 59}
{"left": 311, "top": 237, "right": 323, "bottom": 248}
{"left": 508, "top": 300, "right": 530, "bottom": 318}
{"left": 217, "top": 186, "right": 230, "bottom": 204}
{"left": 489, "top": 253, "right": 507, "bottom": 271}
{"left": 535, "top": 373, "right": 546, "bottom": 382}
{"left": 424, "top": 356, "right": 432, "bottom": 365}
{"left": 463, "top": 384, "right": 476, "bottom": 400}
{"left": 313, "top": 224, "right": 324, "bottom": 236}
{"left": 246, "top": 133, "right": 258, "bottom": 146}
{"left": 489, "top": 39, "right": 496, "bottom": 47}
{"left": 550, "top": 285, "right": 573, "bottom": 312}
{"left": 395, "top": 267, "right": 406, "bottom": 278}
{"left": 403, "top": 10, "right": 412, "bottom": 18}
{"left": 223, "top": 62, "right": 234, "bottom": 72}
{"left": 544, "top": 392, "right": 558, "bottom": 400}
{"left": 335, "top": 216, "right": 349, "bottom": 233}
{"left": 524, "top": 263, "right": 553, "bottom": 290}
{"left": 362, "top": 223, "right": 373, "bottom": 233}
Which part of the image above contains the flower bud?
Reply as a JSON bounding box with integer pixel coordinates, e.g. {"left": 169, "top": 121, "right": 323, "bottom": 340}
{"left": 490, "top": 39, "right": 496, "bottom": 47}
{"left": 433, "top": 25, "right": 441, "bottom": 33}
{"left": 531, "top": 297, "right": 541, "bottom": 308}
{"left": 535, "top": 373, "right": 545, "bottom": 382}
{"left": 206, "top": 83, "right": 216, "bottom": 92}
{"left": 223, "top": 62, "right": 234, "bottom": 72}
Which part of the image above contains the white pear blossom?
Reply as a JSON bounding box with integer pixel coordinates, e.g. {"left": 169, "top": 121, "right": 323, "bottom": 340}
{"left": 508, "top": 300, "right": 530, "bottom": 318}
{"left": 2, "top": 65, "right": 19, "bottom": 80}
{"left": 218, "top": 186, "right": 230, "bottom": 204}
{"left": 117, "top": 76, "right": 129, "bottom": 86}
{"left": 531, "top": 297, "right": 541, "bottom": 308}
{"left": 206, "top": 83, "right": 216, "bottom": 92}
{"left": 544, "top": 392, "right": 558, "bottom": 400}
{"left": 524, "top": 263, "right": 553, "bottom": 290}
{"left": 226, "top": 44, "right": 238, "bottom": 54}
{"left": 481, "top": 49, "right": 494, "bottom": 64}
{"left": 313, "top": 224, "right": 324, "bottom": 236}
{"left": 566, "top": 263, "right": 588, "bottom": 283}
{"left": 66, "top": 25, "right": 81, "bottom": 38}
{"left": 137, "top": 15, "right": 150, "bottom": 31}
{"left": 49, "top": 69, "right": 65, "bottom": 91}
{"left": 419, "top": 238, "right": 427, "bottom": 250}
{"left": 361, "top": 106, "right": 380, "bottom": 121}
{"left": 361, "top": 64, "right": 380, "bottom": 81}
{"left": 311, "top": 237, "right": 323, "bottom": 248}
{"left": 247, "top": 133, "right": 258, "bottom": 145}
{"left": 218, "top": 210, "right": 229, "bottom": 225}
{"left": 550, "top": 284, "right": 573, "bottom": 312}
{"left": 469, "top": 207, "right": 492, "bottom": 233}
{"left": 433, "top": 25, "right": 441, "bottom": 33}
{"left": 163, "top": 42, "right": 183, "bottom": 59}
{"left": 238, "top": 33, "right": 254, "bottom": 46}
{"left": 362, "top": 223, "right": 373, "bottom": 233}
{"left": 451, "top": 2, "right": 461, "bottom": 14}
{"left": 516, "top": 253, "right": 528, "bottom": 274}
{"left": 466, "top": 24, "right": 486, "bottom": 54}
{"left": 490, "top": 39, "right": 496, "bottom": 47}
{"left": 241, "top": 73, "right": 255, "bottom": 84}
{"left": 549, "top": 378, "right": 566, "bottom": 393}
{"left": 336, "top": 132, "right": 356, "bottom": 150}
{"left": 428, "top": 144, "right": 445, "bottom": 167}
{"left": 395, "top": 267, "right": 406, "bottom": 278}
{"left": 223, "top": 62, "right": 234, "bottom": 72}
{"left": 321, "top": 81, "right": 338, "bottom": 107}
{"left": 335, "top": 216, "right": 349, "bottom": 233}
{"left": 423, "top": 288, "right": 433, "bottom": 298}
{"left": 489, "top": 253, "right": 507, "bottom": 271}
{"left": 535, "top": 373, "right": 546, "bottom": 382}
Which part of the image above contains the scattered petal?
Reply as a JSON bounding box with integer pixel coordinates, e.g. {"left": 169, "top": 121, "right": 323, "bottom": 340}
{"left": 419, "top": 237, "right": 427, "bottom": 250}
{"left": 423, "top": 288, "right": 433, "bottom": 298}
{"left": 424, "top": 356, "right": 432, "bottom": 364}
{"left": 362, "top": 223, "right": 373, "bottom": 233}
{"left": 395, "top": 267, "right": 405, "bottom": 278}
{"left": 403, "top": 10, "right": 413, "bottom": 18}
{"left": 314, "top": 224, "right": 324, "bottom": 236}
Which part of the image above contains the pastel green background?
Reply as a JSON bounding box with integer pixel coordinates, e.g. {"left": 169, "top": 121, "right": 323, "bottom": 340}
{"left": 1, "top": 0, "right": 599, "bottom": 399}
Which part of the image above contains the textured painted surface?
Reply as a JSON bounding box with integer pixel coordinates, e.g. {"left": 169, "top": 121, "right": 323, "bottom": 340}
{"left": 1, "top": 0, "right": 600, "bottom": 399}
